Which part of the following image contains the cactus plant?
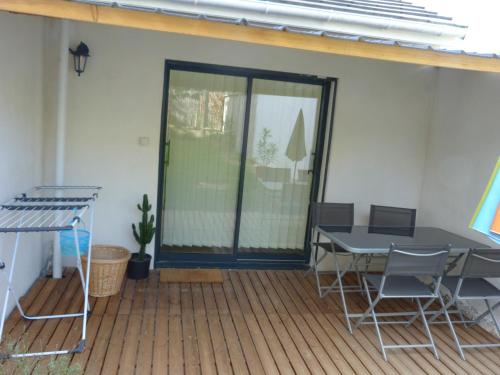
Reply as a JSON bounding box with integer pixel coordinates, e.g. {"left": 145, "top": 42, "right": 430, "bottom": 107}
{"left": 132, "top": 194, "right": 155, "bottom": 261}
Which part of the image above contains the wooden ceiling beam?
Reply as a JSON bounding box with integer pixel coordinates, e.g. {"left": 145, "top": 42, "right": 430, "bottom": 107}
{"left": 1, "top": 0, "right": 500, "bottom": 73}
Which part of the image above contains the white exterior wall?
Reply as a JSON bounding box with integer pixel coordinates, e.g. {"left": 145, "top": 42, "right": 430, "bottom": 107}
{"left": 419, "top": 69, "right": 500, "bottom": 328}
{"left": 59, "top": 22, "right": 435, "bottom": 260}
{"left": 0, "top": 13, "right": 45, "bottom": 314}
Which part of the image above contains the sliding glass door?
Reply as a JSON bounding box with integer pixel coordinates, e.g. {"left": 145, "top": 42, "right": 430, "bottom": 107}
{"left": 161, "top": 70, "right": 246, "bottom": 254}
{"left": 238, "top": 79, "right": 323, "bottom": 256}
{"left": 157, "top": 62, "right": 330, "bottom": 267}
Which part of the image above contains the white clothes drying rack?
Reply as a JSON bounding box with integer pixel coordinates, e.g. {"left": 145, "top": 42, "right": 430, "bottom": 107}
{"left": 0, "top": 185, "right": 101, "bottom": 359}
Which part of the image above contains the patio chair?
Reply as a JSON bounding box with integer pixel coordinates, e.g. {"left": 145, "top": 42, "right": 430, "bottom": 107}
{"left": 369, "top": 205, "right": 417, "bottom": 228}
{"left": 365, "top": 205, "right": 417, "bottom": 271}
{"left": 355, "top": 243, "right": 451, "bottom": 361}
{"left": 431, "top": 248, "right": 500, "bottom": 360}
{"left": 306, "top": 202, "right": 362, "bottom": 297}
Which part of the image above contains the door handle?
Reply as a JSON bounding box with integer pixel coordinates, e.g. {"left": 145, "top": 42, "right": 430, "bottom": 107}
{"left": 165, "top": 140, "right": 171, "bottom": 167}
{"left": 162, "top": 140, "right": 171, "bottom": 209}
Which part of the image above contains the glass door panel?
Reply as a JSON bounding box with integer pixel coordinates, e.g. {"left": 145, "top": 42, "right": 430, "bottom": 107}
{"left": 161, "top": 70, "right": 247, "bottom": 255}
{"left": 238, "top": 79, "right": 323, "bottom": 255}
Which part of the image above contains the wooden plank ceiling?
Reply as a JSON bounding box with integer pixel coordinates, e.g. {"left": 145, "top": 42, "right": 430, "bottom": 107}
{"left": 1, "top": 0, "right": 500, "bottom": 73}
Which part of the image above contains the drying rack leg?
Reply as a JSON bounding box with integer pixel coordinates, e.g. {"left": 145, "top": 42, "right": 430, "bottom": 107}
{"left": 80, "top": 202, "right": 95, "bottom": 345}
{"left": 0, "top": 232, "right": 21, "bottom": 342}
{"left": 74, "top": 226, "right": 86, "bottom": 291}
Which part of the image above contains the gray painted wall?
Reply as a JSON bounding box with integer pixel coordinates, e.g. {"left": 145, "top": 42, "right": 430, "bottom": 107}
{"left": 0, "top": 12, "right": 45, "bottom": 314}
{"left": 419, "top": 68, "right": 500, "bottom": 328}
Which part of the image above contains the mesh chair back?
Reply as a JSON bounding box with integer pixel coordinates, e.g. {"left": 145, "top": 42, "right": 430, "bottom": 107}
{"left": 369, "top": 205, "right": 416, "bottom": 227}
{"left": 310, "top": 202, "right": 354, "bottom": 228}
{"left": 384, "top": 244, "right": 451, "bottom": 277}
{"left": 461, "top": 249, "right": 500, "bottom": 278}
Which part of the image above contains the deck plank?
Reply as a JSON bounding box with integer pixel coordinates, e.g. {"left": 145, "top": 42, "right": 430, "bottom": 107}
{"left": 2, "top": 277, "right": 48, "bottom": 338}
{"left": 191, "top": 283, "right": 217, "bottom": 375}
{"left": 291, "top": 272, "right": 398, "bottom": 375}
{"left": 211, "top": 282, "right": 249, "bottom": 375}
{"left": 28, "top": 271, "right": 82, "bottom": 373}
{"left": 276, "top": 271, "right": 364, "bottom": 375}
{"left": 229, "top": 271, "right": 294, "bottom": 374}
{"left": 72, "top": 296, "right": 110, "bottom": 372}
{"left": 261, "top": 271, "right": 340, "bottom": 375}
{"left": 3, "top": 274, "right": 63, "bottom": 353}
{"left": 180, "top": 283, "right": 201, "bottom": 375}
{"left": 247, "top": 271, "right": 319, "bottom": 374}
{"left": 201, "top": 284, "right": 233, "bottom": 375}
{"left": 346, "top": 269, "right": 498, "bottom": 375}
{"left": 136, "top": 272, "right": 160, "bottom": 375}
{"left": 326, "top": 272, "right": 497, "bottom": 375}
{"left": 84, "top": 277, "right": 127, "bottom": 374}
{"left": 220, "top": 271, "right": 269, "bottom": 375}
{"left": 100, "top": 278, "right": 136, "bottom": 375}
{"left": 302, "top": 272, "right": 450, "bottom": 375}
{"left": 224, "top": 271, "right": 280, "bottom": 375}
{"left": 117, "top": 278, "right": 148, "bottom": 374}
{"left": 152, "top": 277, "right": 169, "bottom": 375}
{"left": 33, "top": 272, "right": 87, "bottom": 374}
{"left": 1, "top": 269, "right": 499, "bottom": 375}
{"left": 4, "top": 269, "right": 75, "bottom": 374}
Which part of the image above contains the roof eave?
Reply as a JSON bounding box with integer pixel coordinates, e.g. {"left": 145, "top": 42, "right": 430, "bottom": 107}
{"left": 1, "top": 0, "right": 499, "bottom": 73}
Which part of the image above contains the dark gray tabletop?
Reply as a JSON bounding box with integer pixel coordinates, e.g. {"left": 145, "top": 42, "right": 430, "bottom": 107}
{"left": 317, "top": 225, "right": 487, "bottom": 254}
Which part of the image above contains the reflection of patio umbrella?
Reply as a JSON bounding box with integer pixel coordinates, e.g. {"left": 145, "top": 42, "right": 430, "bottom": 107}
{"left": 286, "top": 109, "right": 307, "bottom": 180}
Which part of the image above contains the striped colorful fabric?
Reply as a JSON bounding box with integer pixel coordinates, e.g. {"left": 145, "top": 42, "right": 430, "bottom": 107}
{"left": 470, "top": 156, "right": 500, "bottom": 244}
{"left": 492, "top": 204, "right": 500, "bottom": 235}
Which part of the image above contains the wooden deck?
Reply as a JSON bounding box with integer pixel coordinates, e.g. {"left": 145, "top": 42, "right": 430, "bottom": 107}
{"left": 1, "top": 268, "right": 500, "bottom": 374}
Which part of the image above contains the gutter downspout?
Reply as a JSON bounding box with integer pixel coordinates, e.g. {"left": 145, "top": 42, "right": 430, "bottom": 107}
{"left": 53, "top": 19, "right": 70, "bottom": 279}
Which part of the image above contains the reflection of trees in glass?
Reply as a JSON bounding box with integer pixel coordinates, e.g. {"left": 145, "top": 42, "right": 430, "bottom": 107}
{"left": 257, "top": 128, "right": 278, "bottom": 166}
{"left": 168, "top": 89, "right": 226, "bottom": 131}
{"left": 207, "top": 92, "right": 225, "bottom": 130}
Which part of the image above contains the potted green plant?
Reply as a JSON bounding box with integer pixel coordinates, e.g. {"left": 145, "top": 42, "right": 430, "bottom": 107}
{"left": 127, "top": 194, "right": 155, "bottom": 279}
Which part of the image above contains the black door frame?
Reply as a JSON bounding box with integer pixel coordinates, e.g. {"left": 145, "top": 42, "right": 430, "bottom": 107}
{"left": 154, "top": 60, "right": 337, "bottom": 269}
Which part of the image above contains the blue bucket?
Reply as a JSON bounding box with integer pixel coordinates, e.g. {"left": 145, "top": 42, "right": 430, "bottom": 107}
{"left": 59, "top": 229, "right": 90, "bottom": 256}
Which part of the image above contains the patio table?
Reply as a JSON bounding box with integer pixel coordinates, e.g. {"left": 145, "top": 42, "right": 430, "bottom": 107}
{"left": 316, "top": 225, "right": 487, "bottom": 333}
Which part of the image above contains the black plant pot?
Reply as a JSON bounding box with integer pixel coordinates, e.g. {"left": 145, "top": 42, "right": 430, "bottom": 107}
{"left": 127, "top": 253, "right": 151, "bottom": 280}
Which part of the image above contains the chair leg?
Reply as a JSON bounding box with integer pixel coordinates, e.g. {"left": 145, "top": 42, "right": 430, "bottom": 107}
{"left": 364, "top": 254, "right": 373, "bottom": 272}
{"left": 429, "top": 297, "right": 453, "bottom": 323}
{"left": 312, "top": 245, "right": 329, "bottom": 296}
{"left": 484, "top": 300, "right": 500, "bottom": 336}
{"left": 314, "top": 251, "right": 365, "bottom": 299}
{"left": 353, "top": 260, "right": 364, "bottom": 295}
{"left": 438, "top": 293, "right": 465, "bottom": 360}
{"left": 361, "top": 278, "right": 386, "bottom": 360}
{"left": 330, "top": 249, "right": 354, "bottom": 332}
{"left": 304, "top": 245, "right": 315, "bottom": 276}
{"left": 314, "top": 250, "right": 324, "bottom": 296}
{"left": 445, "top": 253, "right": 465, "bottom": 275}
{"left": 407, "top": 297, "right": 435, "bottom": 327}
{"left": 471, "top": 300, "right": 500, "bottom": 331}
{"left": 314, "top": 249, "right": 333, "bottom": 297}
{"left": 354, "top": 279, "right": 381, "bottom": 330}
{"left": 305, "top": 242, "right": 322, "bottom": 276}
{"left": 458, "top": 307, "right": 468, "bottom": 329}
{"left": 417, "top": 298, "right": 439, "bottom": 360}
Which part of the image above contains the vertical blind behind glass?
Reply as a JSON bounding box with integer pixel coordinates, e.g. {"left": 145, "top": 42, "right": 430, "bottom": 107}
{"left": 162, "top": 71, "right": 246, "bottom": 250}
{"left": 239, "top": 79, "right": 322, "bottom": 252}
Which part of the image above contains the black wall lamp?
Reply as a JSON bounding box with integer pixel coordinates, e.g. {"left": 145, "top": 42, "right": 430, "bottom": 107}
{"left": 69, "top": 42, "right": 90, "bottom": 76}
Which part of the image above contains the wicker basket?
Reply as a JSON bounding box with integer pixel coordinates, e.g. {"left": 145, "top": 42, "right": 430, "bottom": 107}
{"left": 81, "top": 245, "right": 131, "bottom": 297}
